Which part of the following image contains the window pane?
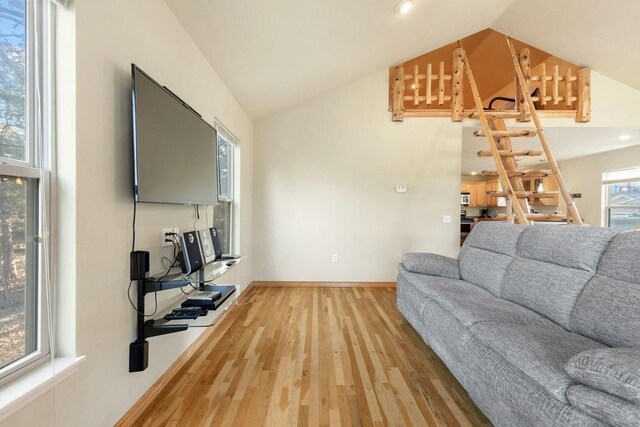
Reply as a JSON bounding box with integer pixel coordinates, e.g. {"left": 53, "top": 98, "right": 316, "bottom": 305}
{"left": 213, "top": 201, "right": 231, "bottom": 254}
{"left": 217, "top": 137, "right": 231, "bottom": 200}
{"left": 0, "top": 0, "right": 27, "bottom": 162}
{"left": 607, "top": 181, "right": 640, "bottom": 205}
{"left": 0, "top": 174, "right": 36, "bottom": 369}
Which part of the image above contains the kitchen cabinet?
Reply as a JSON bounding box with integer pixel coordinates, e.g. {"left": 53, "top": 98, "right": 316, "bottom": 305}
{"left": 522, "top": 176, "right": 559, "bottom": 206}
{"left": 461, "top": 180, "right": 500, "bottom": 207}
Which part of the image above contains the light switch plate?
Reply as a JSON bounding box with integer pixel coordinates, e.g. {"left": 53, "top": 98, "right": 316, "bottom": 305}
{"left": 443, "top": 215, "right": 452, "bottom": 224}
{"left": 395, "top": 185, "right": 407, "bottom": 193}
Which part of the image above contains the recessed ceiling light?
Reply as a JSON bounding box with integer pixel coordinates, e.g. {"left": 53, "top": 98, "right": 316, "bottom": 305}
{"left": 470, "top": 171, "right": 478, "bottom": 176}
{"left": 619, "top": 134, "right": 632, "bottom": 141}
{"left": 395, "top": 0, "right": 413, "bottom": 14}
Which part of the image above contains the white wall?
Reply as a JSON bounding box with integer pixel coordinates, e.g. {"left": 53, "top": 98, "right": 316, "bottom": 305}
{"left": 559, "top": 145, "right": 640, "bottom": 226}
{"left": 252, "top": 67, "right": 640, "bottom": 283}
{"left": 253, "top": 70, "right": 462, "bottom": 282}
{"left": 2, "top": 0, "right": 253, "bottom": 426}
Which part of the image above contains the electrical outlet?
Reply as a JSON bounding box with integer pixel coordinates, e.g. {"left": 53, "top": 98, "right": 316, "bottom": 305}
{"left": 332, "top": 254, "right": 338, "bottom": 263}
{"left": 162, "top": 228, "right": 178, "bottom": 248}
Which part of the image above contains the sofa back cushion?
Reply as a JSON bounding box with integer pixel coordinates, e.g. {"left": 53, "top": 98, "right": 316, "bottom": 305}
{"left": 459, "top": 222, "right": 525, "bottom": 296}
{"left": 501, "top": 225, "right": 616, "bottom": 330}
{"left": 571, "top": 231, "right": 640, "bottom": 348}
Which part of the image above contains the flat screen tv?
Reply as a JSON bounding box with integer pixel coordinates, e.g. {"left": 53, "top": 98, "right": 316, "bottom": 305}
{"left": 131, "top": 64, "right": 218, "bottom": 205}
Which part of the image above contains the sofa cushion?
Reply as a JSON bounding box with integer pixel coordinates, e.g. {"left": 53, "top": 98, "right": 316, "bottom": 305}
{"left": 470, "top": 322, "right": 606, "bottom": 403}
{"left": 400, "top": 269, "right": 561, "bottom": 330}
{"left": 517, "top": 225, "right": 616, "bottom": 272}
{"left": 567, "top": 385, "right": 640, "bottom": 427}
{"left": 571, "top": 231, "right": 640, "bottom": 348}
{"left": 501, "top": 257, "right": 594, "bottom": 329}
{"left": 459, "top": 222, "right": 525, "bottom": 296}
{"left": 596, "top": 230, "right": 640, "bottom": 284}
{"left": 566, "top": 348, "right": 640, "bottom": 405}
{"left": 459, "top": 246, "right": 514, "bottom": 297}
{"left": 501, "top": 225, "right": 616, "bottom": 330}
{"left": 420, "top": 299, "right": 606, "bottom": 427}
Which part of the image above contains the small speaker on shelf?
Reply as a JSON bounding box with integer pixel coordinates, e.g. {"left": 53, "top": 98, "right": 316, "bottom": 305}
{"left": 180, "top": 231, "right": 203, "bottom": 275}
{"left": 130, "top": 250, "right": 149, "bottom": 280}
{"left": 209, "top": 227, "right": 223, "bottom": 260}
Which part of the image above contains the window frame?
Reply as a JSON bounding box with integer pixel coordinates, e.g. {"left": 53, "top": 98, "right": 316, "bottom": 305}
{"left": 0, "top": 0, "right": 52, "bottom": 384}
{"left": 214, "top": 121, "right": 237, "bottom": 254}
{"left": 602, "top": 167, "right": 640, "bottom": 231}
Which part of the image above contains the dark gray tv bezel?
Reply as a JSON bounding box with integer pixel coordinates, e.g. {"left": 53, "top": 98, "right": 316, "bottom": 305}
{"left": 131, "top": 64, "right": 218, "bottom": 206}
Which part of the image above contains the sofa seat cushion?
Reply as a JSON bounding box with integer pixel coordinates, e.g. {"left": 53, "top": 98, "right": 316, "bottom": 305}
{"left": 401, "top": 269, "right": 561, "bottom": 330}
{"left": 567, "top": 385, "right": 640, "bottom": 427}
{"left": 471, "top": 322, "right": 606, "bottom": 403}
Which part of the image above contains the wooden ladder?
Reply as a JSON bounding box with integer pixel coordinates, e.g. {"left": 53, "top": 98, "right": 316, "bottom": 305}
{"left": 460, "top": 38, "right": 583, "bottom": 225}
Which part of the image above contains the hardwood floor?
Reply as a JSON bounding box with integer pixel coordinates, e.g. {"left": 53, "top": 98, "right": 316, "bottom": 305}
{"left": 128, "top": 286, "right": 490, "bottom": 426}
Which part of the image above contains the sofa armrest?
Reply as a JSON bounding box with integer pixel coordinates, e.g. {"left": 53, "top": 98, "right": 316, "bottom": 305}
{"left": 401, "top": 253, "right": 460, "bottom": 280}
{"left": 565, "top": 348, "right": 640, "bottom": 405}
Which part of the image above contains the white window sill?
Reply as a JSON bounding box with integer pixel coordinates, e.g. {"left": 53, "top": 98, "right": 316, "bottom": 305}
{"left": 0, "top": 355, "right": 86, "bottom": 423}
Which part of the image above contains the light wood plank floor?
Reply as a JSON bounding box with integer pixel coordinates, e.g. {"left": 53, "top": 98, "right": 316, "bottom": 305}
{"left": 131, "top": 286, "right": 490, "bottom": 426}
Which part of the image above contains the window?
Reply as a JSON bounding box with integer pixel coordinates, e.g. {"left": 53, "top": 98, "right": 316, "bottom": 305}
{"left": 0, "top": 0, "right": 51, "bottom": 382}
{"left": 603, "top": 168, "right": 640, "bottom": 232}
{"left": 214, "top": 122, "right": 236, "bottom": 254}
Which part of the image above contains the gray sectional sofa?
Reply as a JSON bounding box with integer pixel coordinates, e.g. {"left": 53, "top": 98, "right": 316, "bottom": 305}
{"left": 397, "top": 222, "right": 640, "bottom": 427}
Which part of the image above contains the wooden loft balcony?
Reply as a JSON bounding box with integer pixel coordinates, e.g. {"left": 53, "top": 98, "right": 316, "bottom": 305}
{"left": 388, "top": 29, "right": 591, "bottom": 123}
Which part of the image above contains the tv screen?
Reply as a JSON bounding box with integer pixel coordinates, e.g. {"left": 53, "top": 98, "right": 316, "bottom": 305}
{"left": 132, "top": 64, "right": 218, "bottom": 205}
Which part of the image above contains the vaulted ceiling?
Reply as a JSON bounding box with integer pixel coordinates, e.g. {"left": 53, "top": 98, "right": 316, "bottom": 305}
{"left": 165, "top": 0, "right": 640, "bottom": 120}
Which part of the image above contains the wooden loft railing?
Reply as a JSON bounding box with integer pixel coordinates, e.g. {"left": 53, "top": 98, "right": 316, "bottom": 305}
{"left": 389, "top": 47, "right": 591, "bottom": 123}
{"left": 514, "top": 48, "right": 591, "bottom": 122}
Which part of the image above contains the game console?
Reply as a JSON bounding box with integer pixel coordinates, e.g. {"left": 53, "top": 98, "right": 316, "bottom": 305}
{"left": 180, "top": 231, "right": 203, "bottom": 275}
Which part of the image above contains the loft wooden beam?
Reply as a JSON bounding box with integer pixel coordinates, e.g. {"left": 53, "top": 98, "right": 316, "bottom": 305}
{"left": 576, "top": 68, "right": 591, "bottom": 122}
{"left": 516, "top": 48, "right": 532, "bottom": 122}
{"left": 392, "top": 65, "right": 405, "bottom": 122}
{"left": 451, "top": 48, "right": 464, "bottom": 122}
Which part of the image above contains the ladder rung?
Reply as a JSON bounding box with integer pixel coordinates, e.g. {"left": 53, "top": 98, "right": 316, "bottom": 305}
{"left": 482, "top": 169, "right": 552, "bottom": 178}
{"left": 477, "top": 150, "right": 543, "bottom": 157}
{"left": 467, "top": 111, "right": 531, "bottom": 120}
{"left": 474, "top": 129, "right": 538, "bottom": 138}
{"left": 488, "top": 191, "right": 558, "bottom": 199}
{"left": 495, "top": 213, "right": 567, "bottom": 222}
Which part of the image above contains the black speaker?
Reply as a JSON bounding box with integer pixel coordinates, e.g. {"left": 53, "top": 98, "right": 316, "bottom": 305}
{"left": 130, "top": 251, "right": 149, "bottom": 280}
{"left": 180, "top": 231, "right": 203, "bottom": 275}
{"left": 210, "top": 227, "right": 223, "bottom": 260}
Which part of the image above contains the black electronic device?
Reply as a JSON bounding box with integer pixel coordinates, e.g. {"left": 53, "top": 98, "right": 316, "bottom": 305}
{"left": 164, "top": 306, "right": 206, "bottom": 320}
{"left": 129, "top": 340, "right": 148, "bottom": 372}
{"left": 210, "top": 227, "right": 223, "bottom": 260}
{"left": 181, "top": 290, "right": 221, "bottom": 310}
{"left": 180, "top": 231, "right": 203, "bottom": 275}
{"left": 130, "top": 250, "right": 150, "bottom": 280}
{"left": 198, "top": 229, "right": 216, "bottom": 264}
{"left": 131, "top": 65, "right": 218, "bottom": 205}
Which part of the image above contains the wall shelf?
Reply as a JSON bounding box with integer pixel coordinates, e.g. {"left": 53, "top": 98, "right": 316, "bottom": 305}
{"left": 129, "top": 257, "right": 243, "bottom": 372}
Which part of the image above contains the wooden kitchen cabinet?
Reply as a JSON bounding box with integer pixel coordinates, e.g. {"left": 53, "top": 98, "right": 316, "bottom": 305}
{"left": 461, "top": 180, "right": 499, "bottom": 208}
{"left": 473, "top": 182, "right": 487, "bottom": 207}
{"left": 522, "top": 176, "right": 559, "bottom": 206}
